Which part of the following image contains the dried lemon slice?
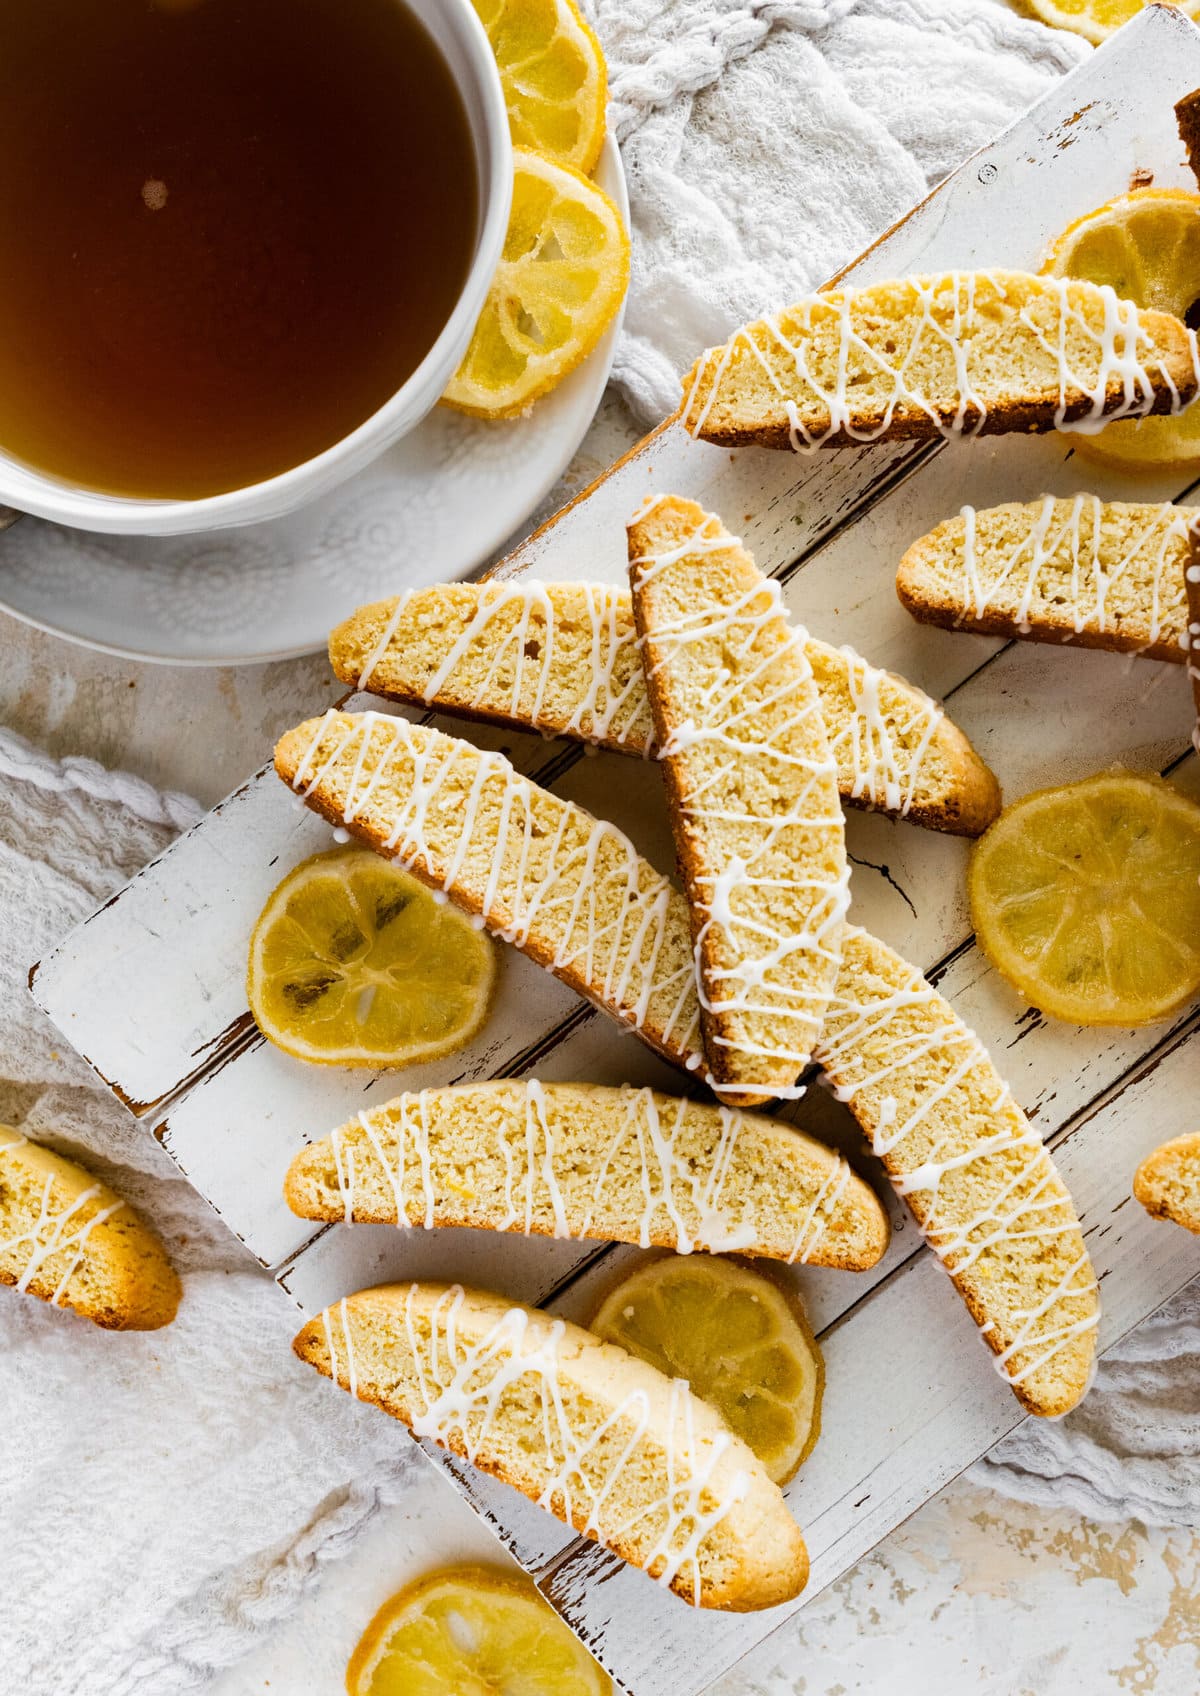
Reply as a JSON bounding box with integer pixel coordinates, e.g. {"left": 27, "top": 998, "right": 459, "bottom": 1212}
{"left": 969, "top": 771, "right": 1200, "bottom": 1027}
{"left": 443, "top": 148, "right": 629, "bottom": 419}
{"left": 472, "top": 0, "right": 607, "bottom": 174}
{"left": 1021, "top": 0, "right": 1200, "bottom": 45}
{"left": 346, "top": 1566, "right": 611, "bottom": 1696}
{"left": 247, "top": 847, "right": 495, "bottom": 1067}
{"left": 589, "top": 1255, "right": 823, "bottom": 1485}
{"left": 1042, "top": 188, "right": 1200, "bottom": 469}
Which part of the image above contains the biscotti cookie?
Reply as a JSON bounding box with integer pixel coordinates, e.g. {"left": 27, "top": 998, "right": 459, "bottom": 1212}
{"left": 815, "top": 928, "right": 1098, "bottom": 1418}
{"left": 330, "top": 582, "right": 1000, "bottom": 834}
{"left": 682, "top": 272, "right": 1198, "bottom": 450}
{"left": 294, "top": 1281, "right": 809, "bottom": 1610}
{"left": 284, "top": 1080, "right": 888, "bottom": 1269}
{"left": 0, "top": 1127, "right": 180, "bottom": 1330}
{"left": 1134, "top": 1132, "right": 1200, "bottom": 1235}
{"left": 628, "top": 495, "right": 848, "bottom": 1104}
{"left": 897, "top": 496, "right": 1193, "bottom": 662}
{"left": 276, "top": 710, "right": 704, "bottom": 1067}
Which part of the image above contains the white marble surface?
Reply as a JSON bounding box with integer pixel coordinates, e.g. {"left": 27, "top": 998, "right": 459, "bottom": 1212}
{"left": 4, "top": 394, "right": 1200, "bottom": 1695}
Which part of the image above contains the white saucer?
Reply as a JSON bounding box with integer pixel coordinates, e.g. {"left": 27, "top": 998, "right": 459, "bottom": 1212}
{"left": 0, "top": 139, "right": 627, "bottom": 665}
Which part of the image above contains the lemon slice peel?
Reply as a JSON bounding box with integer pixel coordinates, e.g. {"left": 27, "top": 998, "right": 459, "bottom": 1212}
{"left": 969, "top": 770, "right": 1200, "bottom": 1027}
{"left": 589, "top": 1253, "right": 824, "bottom": 1486}
{"left": 247, "top": 846, "right": 496, "bottom": 1068}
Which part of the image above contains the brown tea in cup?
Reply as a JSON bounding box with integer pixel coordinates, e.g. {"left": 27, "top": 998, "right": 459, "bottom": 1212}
{"left": 0, "top": 0, "right": 478, "bottom": 499}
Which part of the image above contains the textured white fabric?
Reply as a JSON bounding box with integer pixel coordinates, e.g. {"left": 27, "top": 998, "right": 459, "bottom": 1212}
{"left": 595, "top": 0, "right": 1088, "bottom": 422}
{"left": 0, "top": 727, "right": 425, "bottom": 1696}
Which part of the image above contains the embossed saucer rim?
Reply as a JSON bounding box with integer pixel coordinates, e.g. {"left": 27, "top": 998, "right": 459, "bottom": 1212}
{"left": 0, "top": 139, "right": 627, "bottom": 668}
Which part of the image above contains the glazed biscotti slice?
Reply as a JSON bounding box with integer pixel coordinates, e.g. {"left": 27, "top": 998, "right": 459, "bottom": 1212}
{"left": 0, "top": 1127, "right": 180, "bottom": 1330}
{"left": 628, "top": 495, "right": 848, "bottom": 1104}
{"left": 682, "top": 271, "right": 1198, "bottom": 450}
{"left": 284, "top": 1080, "right": 888, "bottom": 1269}
{"left": 897, "top": 496, "right": 1194, "bottom": 662}
{"left": 332, "top": 581, "right": 1000, "bottom": 833}
{"left": 294, "top": 1281, "right": 809, "bottom": 1610}
{"left": 1134, "top": 1133, "right": 1200, "bottom": 1235}
{"left": 817, "top": 928, "right": 1098, "bottom": 1417}
{"left": 276, "top": 710, "right": 705, "bottom": 1066}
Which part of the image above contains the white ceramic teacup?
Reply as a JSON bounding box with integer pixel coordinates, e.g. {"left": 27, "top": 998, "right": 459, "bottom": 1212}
{"left": 0, "top": 0, "right": 511, "bottom": 538}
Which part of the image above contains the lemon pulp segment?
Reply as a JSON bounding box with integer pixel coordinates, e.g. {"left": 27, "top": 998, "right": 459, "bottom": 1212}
{"left": 589, "top": 1254, "right": 824, "bottom": 1485}
{"left": 247, "top": 847, "right": 496, "bottom": 1066}
{"left": 969, "top": 771, "right": 1200, "bottom": 1026}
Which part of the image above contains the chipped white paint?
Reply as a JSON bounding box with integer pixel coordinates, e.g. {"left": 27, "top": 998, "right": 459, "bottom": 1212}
{"left": 27, "top": 10, "right": 1200, "bottom": 1695}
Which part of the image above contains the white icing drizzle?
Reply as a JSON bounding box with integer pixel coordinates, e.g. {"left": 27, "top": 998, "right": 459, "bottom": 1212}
{"left": 380, "top": 1284, "right": 751, "bottom": 1603}
{"left": 630, "top": 502, "right": 850, "bottom": 1088}
{"left": 815, "top": 933, "right": 1099, "bottom": 1396}
{"left": 321, "top": 1082, "right": 855, "bottom": 1264}
{"left": 350, "top": 582, "right": 950, "bottom": 819}
{"left": 953, "top": 496, "right": 1191, "bottom": 649}
{"left": 683, "top": 271, "right": 1199, "bottom": 450}
{"left": 0, "top": 1136, "right": 124, "bottom": 1306}
{"left": 288, "top": 711, "right": 701, "bottom": 1058}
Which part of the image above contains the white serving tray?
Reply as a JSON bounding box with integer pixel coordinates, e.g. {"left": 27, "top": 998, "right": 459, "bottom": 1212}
{"left": 30, "top": 10, "right": 1200, "bottom": 1692}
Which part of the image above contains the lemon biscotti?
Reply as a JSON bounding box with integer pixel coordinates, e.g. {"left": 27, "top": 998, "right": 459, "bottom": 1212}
{"left": 294, "top": 1282, "right": 809, "bottom": 1610}
{"left": 682, "top": 271, "right": 1198, "bottom": 450}
{"left": 1134, "top": 1133, "right": 1200, "bottom": 1235}
{"left": 897, "top": 496, "right": 1194, "bottom": 662}
{"left": 276, "top": 710, "right": 704, "bottom": 1066}
{"left": 628, "top": 495, "right": 848, "bottom": 1104}
{"left": 330, "top": 582, "right": 1000, "bottom": 835}
{"left": 284, "top": 1081, "right": 888, "bottom": 1269}
{"left": 0, "top": 1127, "right": 180, "bottom": 1329}
{"left": 816, "top": 929, "right": 1098, "bottom": 1418}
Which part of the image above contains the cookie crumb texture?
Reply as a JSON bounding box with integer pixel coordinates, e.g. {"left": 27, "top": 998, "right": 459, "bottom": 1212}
{"left": 1134, "top": 1132, "right": 1200, "bottom": 1235}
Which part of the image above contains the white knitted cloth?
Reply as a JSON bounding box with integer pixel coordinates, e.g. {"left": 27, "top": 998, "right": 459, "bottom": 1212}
{"left": 595, "top": 0, "right": 1088, "bottom": 422}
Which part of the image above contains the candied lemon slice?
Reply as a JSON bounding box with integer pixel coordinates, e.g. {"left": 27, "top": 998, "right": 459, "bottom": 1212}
{"left": 472, "top": 0, "right": 607, "bottom": 174}
{"left": 1021, "top": 0, "right": 1200, "bottom": 44}
{"left": 969, "top": 771, "right": 1200, "bottom": 1027}
{"left": 443, "top": 148, "right": 629, "bottom": 419}
{"left": 590, "top": 1255, "right": 823, "bottom": 1485}
{"left": 1042, "top": 188, "right": 1200, "bottom": 468}
{"left": 247, "top": 847, "right": 495, "bottom": 1067}
{"left": 345, "top": 1566, "right": 612, "bottom": 1696}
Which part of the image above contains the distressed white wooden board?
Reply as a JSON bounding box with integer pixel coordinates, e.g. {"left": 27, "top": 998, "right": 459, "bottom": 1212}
{"left": 279, "top": 1020, "right": 1200, "bottom": 1696}
{"left": 25, "top": 9, "right": 1200, "bottom": 1693}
